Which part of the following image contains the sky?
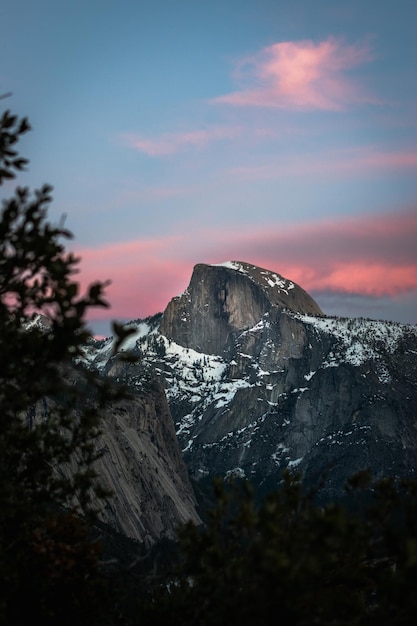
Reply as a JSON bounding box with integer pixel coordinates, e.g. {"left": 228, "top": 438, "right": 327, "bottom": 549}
{"left": 1, "top": 0, "right": 417, "bottom": 335}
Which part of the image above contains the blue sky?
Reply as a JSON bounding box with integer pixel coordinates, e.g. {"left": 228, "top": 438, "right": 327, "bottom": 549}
{"left": 2, "top": 0, "right": 417, "bottom": 334}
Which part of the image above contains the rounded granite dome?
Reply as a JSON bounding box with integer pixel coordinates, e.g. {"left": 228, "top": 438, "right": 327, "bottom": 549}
{"left": 210, "top": 261, "right": 323, "bottom": 316}
{"left": 159, "top": 261, "right": 323, "bottom": 354}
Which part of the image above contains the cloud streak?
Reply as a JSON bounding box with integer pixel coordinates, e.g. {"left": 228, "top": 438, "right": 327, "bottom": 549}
{"left": 122, "top": 126, "right": 241, "bottom": 156}
{"left": 214, "top": 37, "right": 377, "bottom": 111}
{"left": 74, "top": 207, "right": 417, "bottom": 325}
{"left": 228, "top": 147, "right": 417, "bottom": 181}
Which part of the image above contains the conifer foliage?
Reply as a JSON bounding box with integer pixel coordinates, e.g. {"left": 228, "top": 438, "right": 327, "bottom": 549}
{"left": 145, "top": 472, "right": 417, "bottom": 626}
{"left": 0, "top": 106, "right": 118, "bottom": 625}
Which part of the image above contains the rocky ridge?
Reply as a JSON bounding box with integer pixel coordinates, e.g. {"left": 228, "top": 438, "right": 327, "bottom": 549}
{"left": 85, "top": 261, "right": 417, "bottom": 503}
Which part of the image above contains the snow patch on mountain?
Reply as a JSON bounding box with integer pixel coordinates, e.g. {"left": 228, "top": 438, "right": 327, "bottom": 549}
{"left": 211, "top": 261, "right": 296, "bottom": 295}
{"left": 82, "top": 310, "right": 417, "bottom": 465}
{"left": 213, "top": 260, "right": 249, "bottom": 273}
{"left": 297, "top": 314, "right": 415, "bottom": 376}
{"left": 259, "top": 270, "right": 294, "bottom": 293}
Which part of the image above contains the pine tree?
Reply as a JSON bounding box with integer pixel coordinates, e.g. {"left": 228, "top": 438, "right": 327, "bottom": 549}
{"left": 143, "top": 472, "right": 417, "bottom": 626}
{"left": 0, "top": 105, "right": 121, "bottom": 624}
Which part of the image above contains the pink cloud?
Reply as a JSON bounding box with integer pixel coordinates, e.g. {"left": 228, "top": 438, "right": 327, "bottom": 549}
{"left": 228, "top": 147, "right": 417, "bottom": 181}
{"left": 278, "top": 263, "right": 417, "bottom": 298}
{"left": 73, "top": 237, "right": 190, "bottom": 321}
{"left": 356, "top": 151, "right": 417, "bottom": 170}
{"left": 214, "top": 37, "right": 377, "bottom": 111}
{"left": 122, "top": 126, "right": 241, "bottom": 156}
{"left": 220, "top": 211, "right": 417, "bottom": 297}
{"left": 74, "top": 207, "right": 417, "bottom": 324}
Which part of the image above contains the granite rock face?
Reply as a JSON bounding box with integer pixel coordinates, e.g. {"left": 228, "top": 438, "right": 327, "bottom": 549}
{"left": 160, "top": 262, "right": 323, "bottom": 355}
{"left": 32, "top": 365, "right": 201, "bottom": 545}
{"left": 85, "top": 261, "right": 417, "bottom": 505}
{"left": 93, "top": 378, "right": 201, "bottom": 545}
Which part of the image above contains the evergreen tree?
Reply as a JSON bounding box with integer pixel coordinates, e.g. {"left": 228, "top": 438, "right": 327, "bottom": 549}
{"left": 142, "top": 472, "right": 417, "bottom": 626}
{"left": 0, "top": 105, "right": 121, "bottom": 624}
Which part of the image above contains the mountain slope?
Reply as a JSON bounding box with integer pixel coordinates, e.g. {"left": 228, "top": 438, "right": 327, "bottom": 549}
{"left": 93, "top": 377, "right": 201, "bottom": 544}
{"left": 30, "top": 346, "right": 201, "bottom": 545}
{"left": 86, "top": 261, "right": 417, "bottom": 501}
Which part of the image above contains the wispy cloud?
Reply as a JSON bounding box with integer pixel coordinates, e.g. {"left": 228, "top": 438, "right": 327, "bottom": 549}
{"left": 220, "top": 209, "right": 417, "bottom": 297}
{"left": 228, "top": 147, "right": 417, "bottom": 181}
{"left": 122, "top": 125, "right": 241, "bottom": 156}
{"left": 75, "top": 207, "right": 417, "bottom": 324}
{"left": 74, "top": 237, "right": 189, "bottom": 320}
{"left": 214, "top": 37, "right": 377, "bottom": 111}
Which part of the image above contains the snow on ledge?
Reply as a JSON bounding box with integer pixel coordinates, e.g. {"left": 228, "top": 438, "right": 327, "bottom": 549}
{"left": 211, "top": 261, "right": 248, "bottom": 273}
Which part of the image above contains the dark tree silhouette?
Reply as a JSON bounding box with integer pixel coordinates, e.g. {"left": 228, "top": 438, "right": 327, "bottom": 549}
{"left": 0, "top": 106, "right": 122, "bottom": 625}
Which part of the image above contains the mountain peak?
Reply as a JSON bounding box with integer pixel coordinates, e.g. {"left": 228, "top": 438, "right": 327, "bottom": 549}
{"left": 159, "top": 261, "right": 323, "bottom": 354}
{"left": 210, "top": 261, "right": 303, "bottom": 302}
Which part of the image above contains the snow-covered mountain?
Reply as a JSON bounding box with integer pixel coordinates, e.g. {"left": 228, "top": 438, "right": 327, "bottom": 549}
{"left": 85, "top": 261, "right": 417, "bottom": 501}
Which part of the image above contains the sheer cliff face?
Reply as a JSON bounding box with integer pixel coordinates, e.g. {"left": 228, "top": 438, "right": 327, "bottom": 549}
{"left": 159, "top": 262, "right": 323, "bottom": 355}
{"left": 44, "top": 367, "right": 201, "bottom": 545}
{"left": 94, "top": 378, "right": 200, "bottom": 545}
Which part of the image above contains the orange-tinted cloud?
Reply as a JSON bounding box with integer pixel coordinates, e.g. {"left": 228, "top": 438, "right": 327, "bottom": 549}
{"left": 122, "top": 126, "right": 241, "bottom": 156}
{"left": 214, "top": 37, "right": 376, "bottom": 111}
{"left": 74, "top": 207, "right": 417, "bottom": 323}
